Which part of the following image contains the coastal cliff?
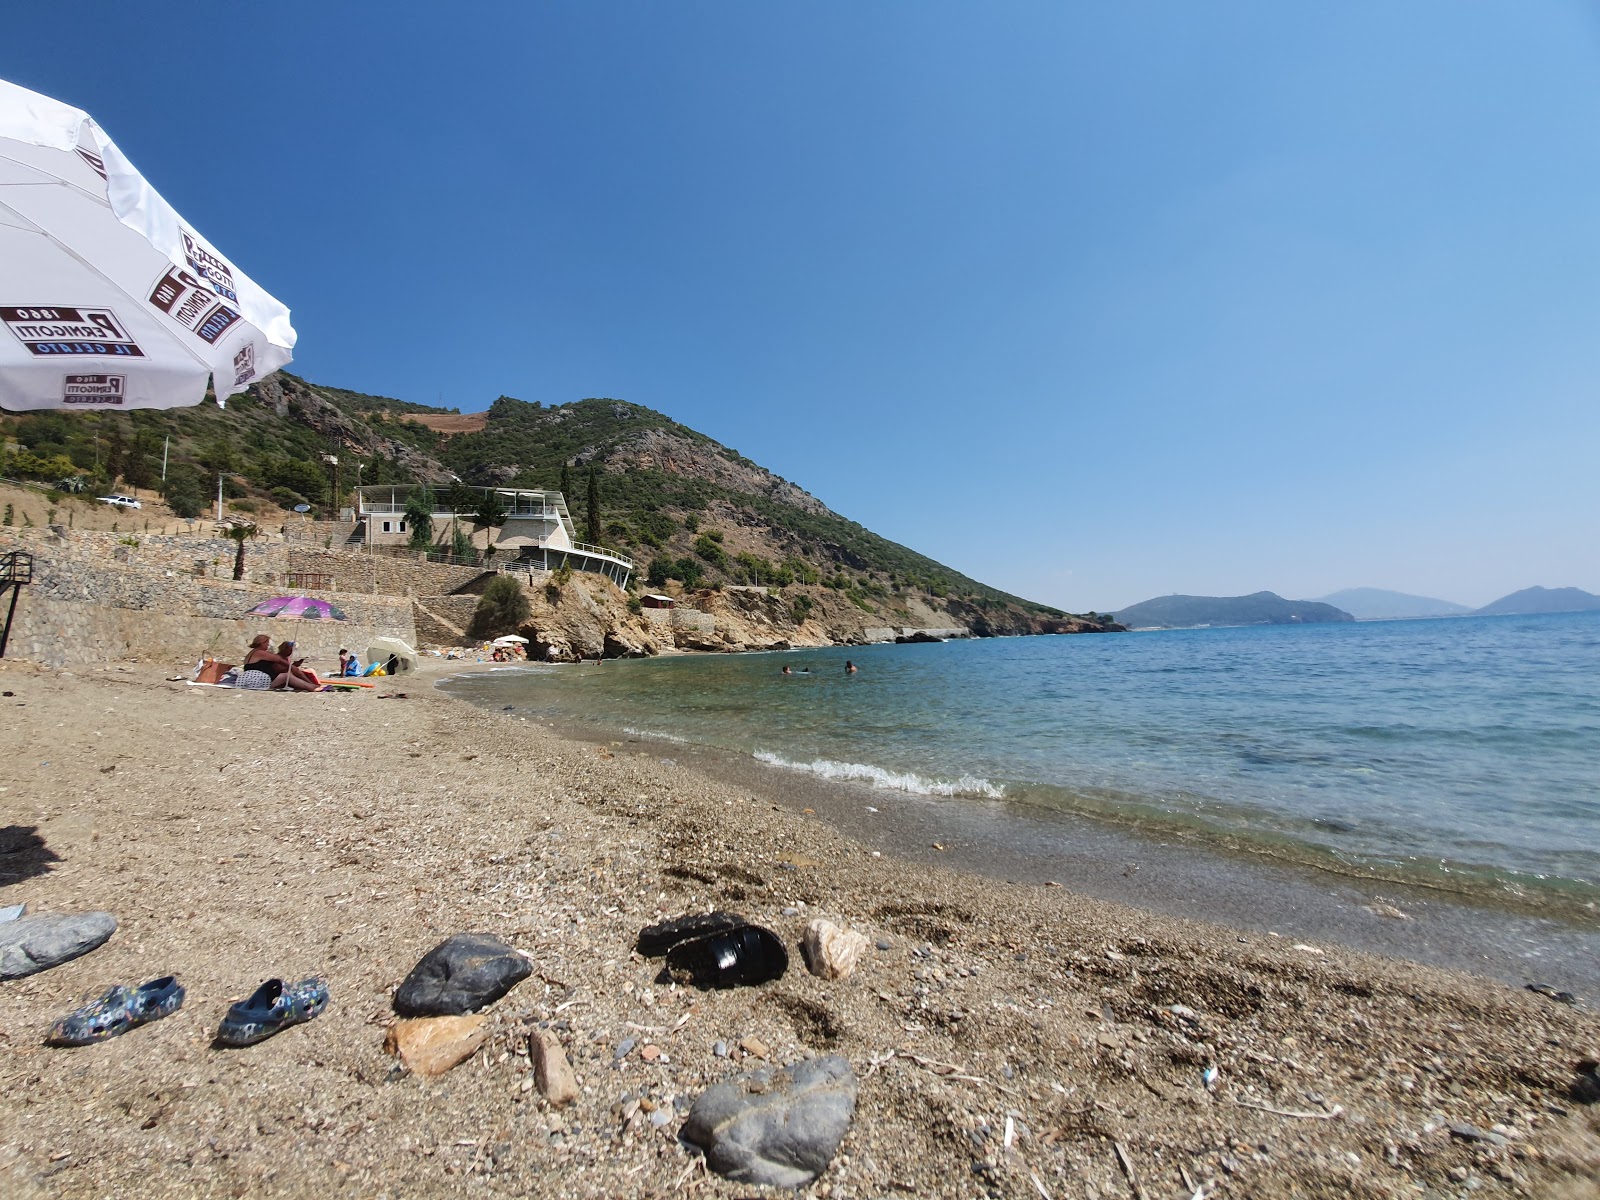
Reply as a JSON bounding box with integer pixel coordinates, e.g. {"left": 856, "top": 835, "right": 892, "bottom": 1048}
{"left": 476, "top": 571, "right": 1116, "bottom": 662}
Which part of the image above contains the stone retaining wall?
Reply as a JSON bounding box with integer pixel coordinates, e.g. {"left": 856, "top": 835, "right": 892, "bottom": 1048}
{"left": 284, "top": 547, "right": 489, "bottom": 597}
{"left": 0, "top": 529, "right": 413, "bottom": 670}
{"left": 1, "top": 526, "right": 290, "bottom": 583}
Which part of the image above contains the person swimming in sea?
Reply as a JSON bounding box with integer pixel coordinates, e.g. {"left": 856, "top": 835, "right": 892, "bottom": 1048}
{"left": 845, "top": 660, "right": 858, "bottom": 674}
{"left": 782, "top": 665, "right": 793, "bottom": 676}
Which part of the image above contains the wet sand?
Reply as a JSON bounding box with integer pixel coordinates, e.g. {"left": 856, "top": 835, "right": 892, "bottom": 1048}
{"left": 1, "top": 658, "right": 1597, "bottom": 1198}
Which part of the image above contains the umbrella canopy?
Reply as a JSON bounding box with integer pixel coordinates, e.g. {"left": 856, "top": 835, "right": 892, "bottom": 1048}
{"left": 492, "top": 635, "right": 529, "bottom": 644}
{"left": 0, "top": 78, "right": 295, "bottom": 412}
{"left": 247, "top": 596, "right": 347, "bottom": 621}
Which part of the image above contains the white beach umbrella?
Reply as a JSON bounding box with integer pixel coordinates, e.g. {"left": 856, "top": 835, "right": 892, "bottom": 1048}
{"left": 0, "top": 78, "right": 295, "bottom": 412}
{"left": 367, "top": 636, "right": 418, "bottom": 675}
{"left": 492, "top": 635, "right": 529, "bottom": 645}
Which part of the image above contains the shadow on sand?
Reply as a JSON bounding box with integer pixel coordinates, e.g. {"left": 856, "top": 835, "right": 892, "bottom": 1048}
{"left": 0, "top": 825, "right": 60, "bottom": 885}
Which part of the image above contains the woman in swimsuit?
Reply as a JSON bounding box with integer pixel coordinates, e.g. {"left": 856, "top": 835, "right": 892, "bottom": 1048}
{"left": 239, "top": 634, "right": 316, "bottom": 691}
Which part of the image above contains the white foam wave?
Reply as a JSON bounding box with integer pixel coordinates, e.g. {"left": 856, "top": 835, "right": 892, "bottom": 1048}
{"left": 622, "top": 726, "right": 690, "bottom": 744}
{"left": 753, "top": 751, "right": 1004, "bottom": 799}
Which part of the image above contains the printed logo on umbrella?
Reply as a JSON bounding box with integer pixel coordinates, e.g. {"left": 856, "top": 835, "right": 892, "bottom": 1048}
{"left": 246, "top": 596, "right": 349, "bottom": 621}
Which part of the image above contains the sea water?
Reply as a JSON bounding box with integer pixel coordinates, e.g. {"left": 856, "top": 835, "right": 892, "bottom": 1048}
{"left": 443, "top": 612, "right": 1600, "bottom": 920}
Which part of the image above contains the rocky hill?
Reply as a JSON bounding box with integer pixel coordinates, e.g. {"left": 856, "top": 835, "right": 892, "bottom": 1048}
{"left": 1, "top": 373, "right": 1116, "bottom": 642}
{"left": 1113, "top": 591, "right": 1355, "bottom": 630}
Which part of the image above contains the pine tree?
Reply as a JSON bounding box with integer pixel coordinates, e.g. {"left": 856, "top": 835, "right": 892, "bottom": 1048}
{"left": 585, "top": 466, "right": 600, "bottom": 546}
{"left": 404, "top": 487, "right": 435, "bottom": 550}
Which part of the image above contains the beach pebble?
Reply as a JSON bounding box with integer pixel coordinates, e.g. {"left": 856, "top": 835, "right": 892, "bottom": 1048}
{"left": 1447, "top": 1122, "right": 1509, "bottom": 1148}
{"left": 530, "top": 1029, "right": 580, "bottom": 1107}
{"left": 713, "top": 1040, "right": 729, "bottom": 1058}
{"left": 384, "top": 1014, "right": 487, "bottom": 1076}
{"left": 801, "top": 919, "right": 869, "bottom": 981}
{"left": 740, "top": 1036, "right": 769, "bottom": 1059}
{"left": 875, "top": 937, "right": 893, "bottom": 952}
{"left": 1364, "top": 903, "right": 1412, "bottom": 920}
{"left": 0, "top": 911, "right": 117, "bottom": 980}
{"left": 615, "top": 1037, "right": 637, "bottom": 1060}
{"left": 682, "top": 1054, "right": 858, "bottom": 1188}
{"left": 392, "top": 933, "right": 532, "bottom": 1017}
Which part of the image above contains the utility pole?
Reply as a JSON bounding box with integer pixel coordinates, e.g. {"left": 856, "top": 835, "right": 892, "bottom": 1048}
{"left": 215, "top": 474, "right": 223, "bottom": 522}
{"left": 161, "top": 435, "right": 169, "bottom": 481}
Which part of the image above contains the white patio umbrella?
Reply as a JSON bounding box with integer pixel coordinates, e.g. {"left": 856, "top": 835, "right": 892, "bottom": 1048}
{"left": 0, "top": 78, "right": 295, "bottom": 412}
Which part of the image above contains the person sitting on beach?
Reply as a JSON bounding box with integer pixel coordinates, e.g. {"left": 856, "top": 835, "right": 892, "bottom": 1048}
{"left": 239, "top": 634, "right": 314, "bottom": 691}
{"left": 338, "top": 648, "right": 360, "bottom": 677}
{"left": 276, "top": 640, "right": 322, "bottom": 690}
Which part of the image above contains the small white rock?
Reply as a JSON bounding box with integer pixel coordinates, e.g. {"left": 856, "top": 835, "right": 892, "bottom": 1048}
{"left": 801, "top": 919, "right": 869, "bottom": 981}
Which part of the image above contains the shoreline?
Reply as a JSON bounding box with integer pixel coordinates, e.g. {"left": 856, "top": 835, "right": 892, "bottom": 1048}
{"left": 2, "top": 659, "right": 1597, "bottom": 1197}
{"left": 441, "top": 663, "right": 1600, "bottom": 995}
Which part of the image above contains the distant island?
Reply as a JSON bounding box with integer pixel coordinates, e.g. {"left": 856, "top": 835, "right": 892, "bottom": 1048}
{"left": 1474, "top": 586, "right": 1600, "bottom": 617}
{"left": 1111, "top": 591, "right": 1355, "bottom": 630}
{"left": 1317, "top": 587, "right": 1472, "bottom": 621}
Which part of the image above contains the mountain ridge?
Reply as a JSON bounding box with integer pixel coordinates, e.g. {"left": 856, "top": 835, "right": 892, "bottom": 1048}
{"left": 1316, "top": 587, "right": 1472, "bottom": 621}
{"left": 1112, "top": 591, "right": 1355, "bottom": 630}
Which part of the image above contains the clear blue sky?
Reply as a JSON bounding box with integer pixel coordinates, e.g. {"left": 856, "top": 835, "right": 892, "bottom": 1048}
{"left": 6, "top": 3, "right": 1598, "bottom": 610}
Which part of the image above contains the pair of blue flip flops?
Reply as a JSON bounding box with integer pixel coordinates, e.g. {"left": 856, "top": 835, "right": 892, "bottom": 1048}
{"left": 46, "top": 975, "right": 328, "bottom": 1048}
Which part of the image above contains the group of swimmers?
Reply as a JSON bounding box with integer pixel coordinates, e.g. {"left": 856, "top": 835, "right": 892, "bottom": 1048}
{"left": 781, "top": 660, "right": 858, "bottom": 676}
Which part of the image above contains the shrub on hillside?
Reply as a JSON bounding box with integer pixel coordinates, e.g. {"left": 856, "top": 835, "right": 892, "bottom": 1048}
{"left": 469, "top": 575, "right": 530, "bottom": 638}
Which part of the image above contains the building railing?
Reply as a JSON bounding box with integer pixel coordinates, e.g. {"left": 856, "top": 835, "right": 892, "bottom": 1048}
{"left": 567, "top": 542, "right": 633, "bottom": 568}
{"left": 358, "top": 504, "right": 562, "bottom": 521}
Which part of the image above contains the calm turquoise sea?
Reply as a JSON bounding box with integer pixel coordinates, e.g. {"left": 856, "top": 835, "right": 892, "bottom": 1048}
{"left": 442, "top": 611, "right": 1600, "bottom": 915}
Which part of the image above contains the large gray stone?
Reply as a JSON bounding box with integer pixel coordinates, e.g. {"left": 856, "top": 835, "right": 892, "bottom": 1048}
{"left": 682, "top": 1054, "right": 857, "bottom": 1188}
{"left": 0, "top": 911, "right": 117, "bottom": 979}
{"left": 392, "top": 933, "right": 531, "bottom": 1017}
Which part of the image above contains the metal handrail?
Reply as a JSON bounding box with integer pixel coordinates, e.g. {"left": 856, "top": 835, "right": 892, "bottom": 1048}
{"left": 358, "top": 504, "right": 562, "bottom": 520}
{"left": 567, "top": 542, "right": 633, "bottom": 567}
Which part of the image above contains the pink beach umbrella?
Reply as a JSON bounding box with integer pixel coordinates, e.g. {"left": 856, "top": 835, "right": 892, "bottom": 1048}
{"left": 246, "top": 596, "right": 347, "bottom": 621}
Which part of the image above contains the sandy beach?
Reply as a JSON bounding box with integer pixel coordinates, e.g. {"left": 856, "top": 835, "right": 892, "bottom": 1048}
{"left": 1, "top": 658, "right": 1597, "bottom": 1199}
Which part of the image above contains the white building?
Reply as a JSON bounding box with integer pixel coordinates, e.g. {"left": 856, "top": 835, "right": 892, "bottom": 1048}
{"left": 355, "top": 486, "right": 632, "bottom": 588}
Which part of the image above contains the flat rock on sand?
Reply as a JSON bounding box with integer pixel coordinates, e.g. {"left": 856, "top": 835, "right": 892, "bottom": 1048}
{"left": 0, "top": 911, "right": 116, "bottom": 979}
{"left": 682, "top": 1054, "right": 857, "bottom": 1187}
{"left": 384, "top": 1014, "right": 488, "bottom": 1076}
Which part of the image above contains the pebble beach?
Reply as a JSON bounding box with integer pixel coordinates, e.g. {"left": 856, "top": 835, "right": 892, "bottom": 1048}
{"left": 1, "top": 659, "right": 1597, "bottom": 1199}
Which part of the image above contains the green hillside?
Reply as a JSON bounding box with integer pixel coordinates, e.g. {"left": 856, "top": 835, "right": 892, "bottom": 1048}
{"left": 0, "top": 374, "right": 1066, "bottom": 618}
